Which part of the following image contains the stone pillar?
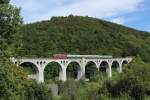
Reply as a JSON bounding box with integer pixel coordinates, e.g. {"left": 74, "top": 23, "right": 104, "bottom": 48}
{"left": 59, "top": 66, "right": 66, "bottom": 81}
{"left": 81, "top": 58, "right": 86, "bottom": 80}
{"left": 77, "top": 67, "right": 82, "bottom": 80}
{"left": 37, "top": 63, "right": 45, "bottom": 83}
{"left": 38, "top": 68, "right": 44, "bottom": 83}
{"left": 59, "top": 69, "right": 63, "bottom": 80}
{"left": 118, "top": 62, "right": 122, "bottom": 73}
{"left": 108, "top": 62, "right": 112, "bottom": 78}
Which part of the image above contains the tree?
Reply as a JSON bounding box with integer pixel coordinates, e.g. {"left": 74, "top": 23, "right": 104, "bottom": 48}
{"left": 25, "top": 81, "right": 52, "bottom": 100}
{"left": 0, "top": 0, "right": 22, "bottom": 57}
{"left": 0, "top": 0, "right": 10, "bottom": 4}
{"left": 0, "top": 0, "right": 29, "bottom": 99}
{"left": 0, "top": 61, "right": 30, "bottom": 99}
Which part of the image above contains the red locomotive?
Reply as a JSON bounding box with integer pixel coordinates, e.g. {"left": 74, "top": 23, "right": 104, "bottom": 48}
{"left": 53, "top": 54, "right": 67, "bottom": 59}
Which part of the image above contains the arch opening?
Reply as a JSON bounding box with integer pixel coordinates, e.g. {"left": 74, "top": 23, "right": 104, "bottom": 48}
{"left": 19, "top": 62, "right": 39, "bottom": 80}
{"left": 85, "top": 61, "right": 98, "bottom": 80}
{"left": 111, "top": 61, "right": 120, "bottom": 75}
{"left": 122, "top": 60, "right": 128, "bottom": 65}
{"left": 99, "top": 61, "right": 109, "bottom": 72}
{"left": 44, "top": 62, "right": 62, "bottom": 82}
{"left": 122, "top": 60, "right": 128, "bottom": 69}
{"left": 66, "top": 62, "right": 81, "bottom": 80}
{"left": 20, "top": 62, "right": 38, "bottom": 75}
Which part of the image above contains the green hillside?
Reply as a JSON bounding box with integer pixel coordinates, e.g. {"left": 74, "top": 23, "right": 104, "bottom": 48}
{"left": 1, "top": 0, "right": 150, "bottom": 99}
{"left": 18, "top": 15, "right": 150, "bottom": 63}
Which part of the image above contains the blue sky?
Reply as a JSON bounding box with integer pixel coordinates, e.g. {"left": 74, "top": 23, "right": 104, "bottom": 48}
{"left": 11, "top": 0, "right": 150, "bottom": 32}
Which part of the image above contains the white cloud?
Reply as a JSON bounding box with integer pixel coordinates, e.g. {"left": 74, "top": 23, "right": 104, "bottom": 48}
{"left": 110, "top": 18, "right": 125, "bottom": 24}
{"left": 11, "top": 0, "right": 145, "bottom": 23}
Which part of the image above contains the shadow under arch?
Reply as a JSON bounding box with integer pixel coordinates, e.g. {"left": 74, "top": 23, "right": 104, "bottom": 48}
{"left": 19, "top": 62, "right": 39, "bottom": 80}
{"left": 20, "top": 62, "right": 39, "bottom": 74}
{"left": 122, "top": 60, "right": 128, "bottom": 68}
{"left": 85, "top": 61, "right": 98, "bottom": 80}
{"left": 122, "top": 60, "right": 128, "bottom": 65}
{"left": 66, "top": 61, "right": 81, "bottom": 80}
{"left": 44, "top": 61, "right": 62, "bottom": 82}
{"left": 111, "top": 60, "right": 120, "bottom": 72}
{"left": 99, "top": 61, "right": 109, "bottom": 72}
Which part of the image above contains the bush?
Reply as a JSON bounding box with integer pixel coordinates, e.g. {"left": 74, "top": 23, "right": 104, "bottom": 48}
{"left": 25, "top": 81, "right": 52, "bottom": 100}
{"left": 105, "top": 58, "right": 150, "bottom": 99}
{"left": 58, "top": 79, "right": 78, "bottom": 100}
{"left": 0, "top": 61, "right": 29, "bottom": 99}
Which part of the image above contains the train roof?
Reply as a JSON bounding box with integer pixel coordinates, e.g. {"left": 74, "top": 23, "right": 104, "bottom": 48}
{"left": 67, "top": 55, "right": 112, "bottom": 58}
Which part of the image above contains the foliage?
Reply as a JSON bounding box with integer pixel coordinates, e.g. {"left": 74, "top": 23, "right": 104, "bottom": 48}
{"left": 55, "top": 58, "right": 150, "bottom": 100}
{"left": 104, "top": 58, "right": 150, "bottom": 99}
{"left": 0, "top": 0, "right": 10, "bottom": 4}
{"left": 0, "top": 0, "right": 22, "bottom": 57}
{"left": 0, "top": 1, "right": 150, "bottom": 99}
{"left": 44, "top": 62, "right": 60, "bottom": 82}
{"left": 18, "top": 16, "right": 150, "bottom": 63}
{"left": 0, "top": 60, "right": 53, "bottom": 100}
{"left": 0, "top": 61, "right": 29, "bottom": 99}
{"left": 0, "top": 0, "right": 26, "bottom": 99}
{"left": 0, "top": 1, "right": 52, "bottom": 100}
{"left": 58, "top": 79, "right": 78, "bottom": 100}
{"left": 25, "top": 81, "right": 52, "bottom": 100}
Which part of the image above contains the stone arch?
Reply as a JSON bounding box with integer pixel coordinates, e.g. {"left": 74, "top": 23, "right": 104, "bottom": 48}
{"left": 85, "top": 61, "right": 98, "bottom": 68}
{"left": 85, "top": 61, "right": 98, "bottom": 80}
{"left": 44, "top": 61, "right": 63, "bottom": 82}
{"left": 66, "top": 61, "right": 82, "bottom": 80}
{"left": 99, "top": 61, "right": 109, "bottom": 72}
{"left": 19, "top": 62, "right": 39, "bottom": 80}
{"left": 122, "top": 60, "right": 128, "bottom": 67}
{"left": 111, "top": 60, "right": 120, "bottom": 73}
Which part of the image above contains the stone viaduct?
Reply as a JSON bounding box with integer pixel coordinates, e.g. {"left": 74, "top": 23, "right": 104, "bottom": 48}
{"left": 11, "top": 55, "right": 133, "bottom": 83}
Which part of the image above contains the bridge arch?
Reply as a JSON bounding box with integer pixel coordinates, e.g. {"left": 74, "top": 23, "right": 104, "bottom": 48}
{"left": 122, "top": 60, "right": 128, "bottom": 65}
{"left": 44, "top": 61, "right": 63, "bottom": 82}
{"left": 85, "top": 61, "right": 98, "bottom": 80}
{"left": 66, "top": 61, "right": 82, "bottom": 80}
{"left": 111, "top": 60, "right": 120, "bottom": 73}
{"left": 99, "top": 61, "right": 109, "bottom": 72}
{"left": 122, "top": 60, "right": 129, "bottom": 68}
{"left": 19, "top": 62, "right": 39, "bottom": 80}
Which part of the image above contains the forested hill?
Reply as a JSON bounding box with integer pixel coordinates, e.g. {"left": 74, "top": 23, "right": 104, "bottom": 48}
{"left": 18, "top": 16, "right": 150, "bottom": 62}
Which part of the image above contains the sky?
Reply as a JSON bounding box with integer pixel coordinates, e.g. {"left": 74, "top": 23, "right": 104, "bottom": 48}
{"left": 11, "top": 0, "right": 150, "bottom": 32}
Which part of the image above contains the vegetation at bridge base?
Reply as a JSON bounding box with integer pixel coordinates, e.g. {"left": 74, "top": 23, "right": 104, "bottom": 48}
{"left": 105, "top": 57, "right": 150, "bottom": 99}
{"left": 0, "top": 61, "right": 28, "bottom": 100}
{"left": 24, "top": 81, "right": 52, "bottom": 100}
{"left": 53, "top": 57, "right": 150, "bottom": 100}
{"left": 0, "top": 61, "right": 52, "bottom": 100}
{"left": 0, "top": 0, "right": 150, "bottom": 99}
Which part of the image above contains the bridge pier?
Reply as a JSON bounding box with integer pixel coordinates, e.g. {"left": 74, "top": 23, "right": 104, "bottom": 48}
{"left": 38, "top": 69, "right": 44, "bottom": 83}
{"left": 59, "top": 66, "right": 67, "bottom": 81}
{"left": 80, "top": 66, "right": 85, "bottom": 80}
{"left": 77, "top": 68, "right": 82, "bottom": 80}
{"left": 108, "top": 62, "right": 112, "bottom": 78}
{"left": 77, "top": 58, "right": 86, "bottom": 80}
{"left": 80, "top": 58, "right": 86, "bottom": 80}
{"left": 118, "top": 62, "right": 123, "bottom": 73}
